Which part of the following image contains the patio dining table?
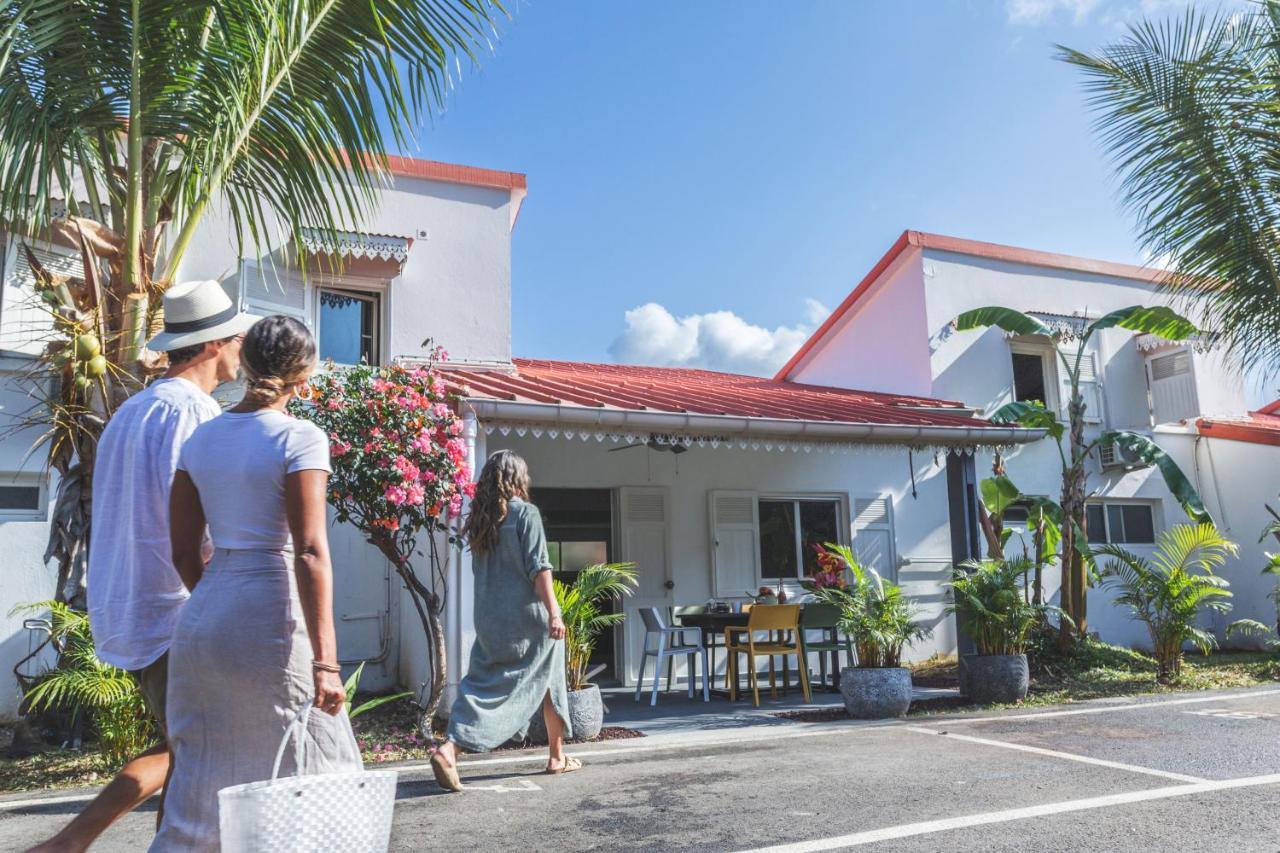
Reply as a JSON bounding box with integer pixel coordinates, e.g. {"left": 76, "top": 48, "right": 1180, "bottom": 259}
{"left": 673, "top": 611, "right": 748, "bottom": 697}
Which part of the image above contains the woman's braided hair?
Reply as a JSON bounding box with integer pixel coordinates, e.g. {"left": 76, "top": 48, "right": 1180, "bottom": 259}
{"left": 462, "top": 450, "right": 532, "bottom": 557}
{"left": 240, "top": 315, "right": 316, "bottom": 406}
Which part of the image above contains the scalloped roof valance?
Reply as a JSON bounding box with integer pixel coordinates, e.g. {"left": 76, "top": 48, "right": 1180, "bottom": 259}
{"left": 298, "top": 228, "right": 410, "bottom": 262}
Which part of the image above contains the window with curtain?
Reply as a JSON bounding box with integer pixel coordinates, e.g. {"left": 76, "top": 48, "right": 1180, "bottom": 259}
{"left": 319, "top": 288, "right": 380, "bottom": 365}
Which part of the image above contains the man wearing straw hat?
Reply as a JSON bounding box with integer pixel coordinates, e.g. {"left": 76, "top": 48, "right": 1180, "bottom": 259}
{"left": 29, "top": 280, "right": 256, "bottom": 853}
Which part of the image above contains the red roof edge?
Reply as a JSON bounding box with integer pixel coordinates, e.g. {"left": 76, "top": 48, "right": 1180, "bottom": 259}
{"left": 774, "top": 230, "right": 1171, "bottom": 382}
{"left": 338, "top": 149, "right": 527, "bottom": 191}
{"left": 1196, "top": 409, "right": 1280, "bottom": 448}
{"left": 1259, "top": 398, "right": 1280, "bottom": 416}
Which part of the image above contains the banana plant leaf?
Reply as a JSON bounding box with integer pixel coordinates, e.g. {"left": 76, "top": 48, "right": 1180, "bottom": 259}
{"left": 980, "top": 475, "right": 1021, "bottom": 517}
{"left": 1090, "top": 305, "right": 1199, "bottom": 341}
{"left": 1099, "top": 430, "right": 1211, "bottom": 523}
{"left": 954, "top": 307, "right": 1054, "bottom": 338}
{"left": 988, "top": 400, "right": 1065, "bottom": 442}
{"left": 1024, "top": 495, "right": 1064, "bottom": 562}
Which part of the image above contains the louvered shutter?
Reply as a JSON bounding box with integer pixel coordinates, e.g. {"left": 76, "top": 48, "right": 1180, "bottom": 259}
{"left": 1147, "top": 349, "right": 1198, "bottom": 424}
{"left": 852, "top": 495, "right": 896, "bottom": 579}
{"left": 709, "top": 490, "right": 760, "bottom": 597}
{"left": 1, "top": 241, "right": 84, "bottom": 355}
{"left": 238, "top": 260, "right": 310, "bottom": 325}
{"left": 1059, "top": 345, "right": 1104, "bottom": 424}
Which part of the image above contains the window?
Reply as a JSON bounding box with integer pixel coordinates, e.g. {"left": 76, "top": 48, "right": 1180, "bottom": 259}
{"left": 0, "top": 476, "right": 44, "bottom": 519}
{"left": 1011, "top": 352, "right": 1049, "bottom": 405}
{"left": 1086, "top": 503, "right": 1156, "bottom": 545}
{"left": 758, "top": 498, "right": 841, "bottom": 579}
{"left": 318, "top": 288, "right": 379, "bottom": 365}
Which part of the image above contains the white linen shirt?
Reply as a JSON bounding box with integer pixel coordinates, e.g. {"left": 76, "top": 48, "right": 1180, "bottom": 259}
{"left": 87, "top": 378, "right": 221, "bottom": 671}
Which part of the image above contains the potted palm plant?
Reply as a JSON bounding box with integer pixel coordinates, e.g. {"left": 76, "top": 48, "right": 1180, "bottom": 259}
{"left": 947, "top": 558, "right": 1055, "bottom": 704}
{"left": 529, "top": 562, "right": 637, "bottom": 743}
{"left": 813, "top": 545, "right": 929, "bottom": 719}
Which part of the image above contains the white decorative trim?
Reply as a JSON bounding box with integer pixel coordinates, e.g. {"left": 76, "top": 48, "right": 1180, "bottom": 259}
{"left": 1135, "top": 332, "right": 1215, "bottom": 354}
{"left": 477, "top": 421, "right": 997, "bottom": 456}
{"left": 298, "top": 228, "right": 410, "bottom": 262}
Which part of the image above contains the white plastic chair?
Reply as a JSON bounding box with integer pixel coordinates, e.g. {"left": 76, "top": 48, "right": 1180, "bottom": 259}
{"left": 634, "top": 606, "right": 710, "bottom": 706}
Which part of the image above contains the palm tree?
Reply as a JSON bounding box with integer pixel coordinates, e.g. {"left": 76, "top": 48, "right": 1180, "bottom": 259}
{"left": 553, "top": 563, "right": 638, "bottom": 691}
{"left": 0, "top": 0, "right": 502, "bottom": 600}
{"left": 1060, "top": 5, "right": 1280, "bottom": 375}
{"left": 1099, "top": 524, "right": 1264, "bottom": 682}
{"left": 954, "top": 306, "right": 1210, "bottom": 644}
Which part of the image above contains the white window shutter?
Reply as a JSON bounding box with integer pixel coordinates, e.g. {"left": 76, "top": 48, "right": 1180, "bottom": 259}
{"left": 239, "top": 260, "right": 310, "bottom": 326}
{"left": 1059, "top": 345, "right": 1103, "bottom": 424}
{"left": 709, "top": 490, "right": 760, "bottom": 597}
{"left": 852, "top": 495, "right": 896, "bottom": 579}
{"left": 1, "top": 241, "right": 84, "bottom": 355}
{"left": 1147, "top": 349, "right": 1198, "bottom": 424}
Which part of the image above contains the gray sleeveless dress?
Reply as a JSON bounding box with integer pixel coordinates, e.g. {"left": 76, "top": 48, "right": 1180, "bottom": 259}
{"left": 447, "top": 498, "right": 572, "bottom": 751}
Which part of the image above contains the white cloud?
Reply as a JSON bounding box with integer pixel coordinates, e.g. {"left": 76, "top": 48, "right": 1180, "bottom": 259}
{"left": 1005, "top": 0, "right": 1100, "bottom": 25}
{"left": 607, "top": 298, "right": 829, "bottom": 377}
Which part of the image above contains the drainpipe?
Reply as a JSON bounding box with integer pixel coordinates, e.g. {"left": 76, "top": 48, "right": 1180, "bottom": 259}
{"left": 444, "top": 411, "right": 482, "bottom": 707}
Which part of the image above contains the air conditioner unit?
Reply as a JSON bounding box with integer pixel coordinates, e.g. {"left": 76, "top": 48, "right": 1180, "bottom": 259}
{"left": 1098, "top": 443, "right": 1149, "bottom": 471}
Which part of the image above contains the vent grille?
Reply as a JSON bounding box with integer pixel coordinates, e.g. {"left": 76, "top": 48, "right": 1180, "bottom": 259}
{"left": 854, "top": 497, "right": 890, "bottom": 527}
{"left": 1151, "top": 351, "right": 1191, "bottom": 382}
{"left": 715, "top": 495, "right": 755, "bottom": 526}
{"left": 626, "top": 492, "right": 666, "bottom": 523}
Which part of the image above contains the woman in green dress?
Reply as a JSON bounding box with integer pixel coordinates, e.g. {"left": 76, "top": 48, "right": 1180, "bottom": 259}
{"left": 430, "top": 450, "right": 579, "bottom": 791}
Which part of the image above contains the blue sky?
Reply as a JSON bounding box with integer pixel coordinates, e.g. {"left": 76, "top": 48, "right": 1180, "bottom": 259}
{"left": 402, "top": 0, "right": 1272, "bottom": 403}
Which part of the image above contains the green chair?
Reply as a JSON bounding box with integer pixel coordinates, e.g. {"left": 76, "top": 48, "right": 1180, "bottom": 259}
{"left": 800, "top": 603, "right": 853, "bottom": 691}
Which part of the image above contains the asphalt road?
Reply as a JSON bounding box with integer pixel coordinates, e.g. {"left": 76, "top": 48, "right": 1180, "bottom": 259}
{"left": 4, "top": 685, "right": 1280, "bottom": 852}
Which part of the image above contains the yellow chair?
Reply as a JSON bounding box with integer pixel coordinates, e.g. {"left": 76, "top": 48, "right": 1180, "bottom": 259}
{"left": 723, "top": 604, "right": 811, "bottom": 706}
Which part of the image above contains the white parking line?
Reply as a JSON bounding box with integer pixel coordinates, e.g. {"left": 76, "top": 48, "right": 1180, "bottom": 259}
{"left": 736, "top": 772, "right": 1280, "bottom": 852}
{"left": 930, "top": 688, "right": 1280, "bottom": 726}
{"left": 903, "top": 726, "right": 1206, "bottom": 783}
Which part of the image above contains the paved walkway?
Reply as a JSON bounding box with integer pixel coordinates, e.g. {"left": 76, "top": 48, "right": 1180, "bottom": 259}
{"left": 10, "top": 685, "right": 1275, "bottom": 850}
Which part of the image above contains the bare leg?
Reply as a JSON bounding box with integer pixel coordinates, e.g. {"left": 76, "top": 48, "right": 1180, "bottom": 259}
{"left": 25, "top": 743, "right": 170, "bottom": 853}
{"left": 542, "top": 692, "right": 566, "bottom": 772}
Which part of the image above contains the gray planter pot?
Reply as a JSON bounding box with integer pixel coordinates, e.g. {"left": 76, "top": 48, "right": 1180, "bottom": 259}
{"left": 838, "top": 666, "right": 912, "bottom": 719}
{"left": 525, "top": 684, "right": 602, "bottom": 744}
{"left": 962, "top": 653, "right": 1029, "bottom": 705}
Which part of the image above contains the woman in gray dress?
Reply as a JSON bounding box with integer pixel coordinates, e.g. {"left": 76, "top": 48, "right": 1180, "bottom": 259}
{"left": 153, "top": 316, "right": 361, "bottom": 850}
{"left": 430, "top": 450, "right": 578, "bottom": 791}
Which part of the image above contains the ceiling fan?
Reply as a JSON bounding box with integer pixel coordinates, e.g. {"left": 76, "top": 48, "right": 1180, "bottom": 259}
{"left": 608, "top": 436, "right": 689, "bottom": 454}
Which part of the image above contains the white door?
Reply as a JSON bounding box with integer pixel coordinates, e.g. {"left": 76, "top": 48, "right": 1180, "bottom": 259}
{"left": 710, "top": 490, "right": 760, "bottom": 598}
{"left": 617, "top": 487, "right": 671, "bottom": 685}
{"left": 1147, "top": 348, "right": 1198, "bottom": 424}
{"left": 328, "top": 512, "right": 398, "bottom": 691}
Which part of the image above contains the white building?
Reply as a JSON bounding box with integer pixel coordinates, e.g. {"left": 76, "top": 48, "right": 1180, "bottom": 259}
{"left": 776, "top": 230, "right": 1278, "bottom": 648}
{"left": 0, "top": 167, "right": 1049, "bottom": 718}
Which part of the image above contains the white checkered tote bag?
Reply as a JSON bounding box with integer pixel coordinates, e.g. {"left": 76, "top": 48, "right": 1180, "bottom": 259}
{"left": 218, "top": 707, "right": 396, "bottom": 852}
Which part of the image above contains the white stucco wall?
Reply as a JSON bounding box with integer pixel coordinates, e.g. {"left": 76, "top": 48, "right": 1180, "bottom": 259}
{"left": 1159, "top": 429, "right": 1280, "bottom": 645}
{"left": 179, "top": 175, "right": 516, "bottom": 365}
{"left": 788, "top": 248, "right": 933, "bottom": 397}
{"left": 0, "top": 356, "right": 59, "bottom": 721}
{"left": 470, "top": 431, "right": 963, "bottom": 685}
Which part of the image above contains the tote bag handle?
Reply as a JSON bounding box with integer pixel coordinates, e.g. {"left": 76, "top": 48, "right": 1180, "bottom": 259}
{"left": 270, "top": 705, "right": 314, "bottom": 782}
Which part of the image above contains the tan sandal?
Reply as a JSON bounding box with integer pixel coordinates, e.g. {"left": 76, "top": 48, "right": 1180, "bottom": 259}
{"left": 430, "top": 751, "right": 463, "bottom": 792}
{"left": 546, "top": 755, "right": 583, "bottom": 775}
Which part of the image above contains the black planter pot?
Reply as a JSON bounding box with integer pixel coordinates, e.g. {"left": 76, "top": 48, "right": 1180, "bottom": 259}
{"left": 838, "top": 666, "right": 912, "bottom": 719}
{"left": 962, "top": 653, "right": 1029, "bottom": 705}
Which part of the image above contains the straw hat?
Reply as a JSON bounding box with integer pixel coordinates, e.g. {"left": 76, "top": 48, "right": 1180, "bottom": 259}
{"left": 146, "top": 280, "right": 258, "bottom": 352}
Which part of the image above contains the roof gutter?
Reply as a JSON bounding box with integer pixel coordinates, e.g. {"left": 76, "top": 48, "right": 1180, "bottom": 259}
{"left": 462, "top": 399, "right": 1046, "bottom": 447}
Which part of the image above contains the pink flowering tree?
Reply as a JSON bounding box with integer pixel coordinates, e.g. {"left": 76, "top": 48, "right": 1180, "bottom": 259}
{"left": 291, "top": 356, "right": 471, "bottom": 722}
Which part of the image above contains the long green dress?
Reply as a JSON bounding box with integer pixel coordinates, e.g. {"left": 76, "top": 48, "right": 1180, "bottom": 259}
{"left": 447, "top": 498, "right": 572, "bottom": 751}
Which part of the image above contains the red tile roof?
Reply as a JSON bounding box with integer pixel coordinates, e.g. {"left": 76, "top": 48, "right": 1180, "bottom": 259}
{"left": 445, "top": 358, "right": 1010, "bottom": 431}
{"left": 1198, "top": 400, "right": 1280, "bottom": 447}
{"left": 775, "top": 230, "right": 1168, "bottom": 381}
{"left": 339, "top": 150, "right": 526, "bottom": 191}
